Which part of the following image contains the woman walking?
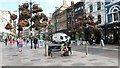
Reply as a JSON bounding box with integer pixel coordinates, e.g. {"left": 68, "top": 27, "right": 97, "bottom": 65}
{"left": 9, "top": 37, "right": 13, "bottom": 46}
{"left": 18, "top": 38, "right": 24, "bottom": 52}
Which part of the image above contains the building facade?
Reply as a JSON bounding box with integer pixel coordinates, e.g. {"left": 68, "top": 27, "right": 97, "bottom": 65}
{"left": 0, "top": 10, "right": 11, "bottom": 33}
{"left": 52, "top": 0, "right": 68, "bottom": 33}
{"left": 105, "top": 0, "right": 120, "bottom": 44}
{"left": 66, "top": 1, "right": 84, "bottom": 40}
{"left": 84, "top": 0, "right": 106, "bottom": 43}
{"left": 85, "top": 0, "right": 105, "bottom": 26}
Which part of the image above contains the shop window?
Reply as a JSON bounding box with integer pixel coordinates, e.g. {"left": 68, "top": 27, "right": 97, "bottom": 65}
{"left": 90, "top": 5, "right": 93, "bottom": 13}
{"left": 97, "top": 2, "right": 101, "bottom": 10}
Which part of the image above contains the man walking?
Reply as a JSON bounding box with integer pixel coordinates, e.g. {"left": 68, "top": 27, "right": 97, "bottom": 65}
{"left": 33, "top": 37, "right": 38, "bottom": 49}
{"left": 4, "top": 37, "right": 7, "bottom": 46}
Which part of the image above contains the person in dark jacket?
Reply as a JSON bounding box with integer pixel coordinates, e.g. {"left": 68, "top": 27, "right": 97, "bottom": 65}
{"left": 67, "top": 36, "right": 72, "bottom": 54}
{"left": 5, "top": 37, "right": 7, "bottom": 45}
{"left": 33, "top": 37, "right": 38, "bottom": 49}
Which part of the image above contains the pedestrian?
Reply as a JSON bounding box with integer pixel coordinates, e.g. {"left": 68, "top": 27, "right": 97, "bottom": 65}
{"left": 26, "top": 38, "right": 29, "bottom": 46}
{"left": 61, "top": 42, "right": 69, "bottom": 56}
{"left": 17, "top": 38, "right": 20, "bottom": 47}
{"left": 4, "top": 37, "right": 8, "bottom": 46}
{"left": 92, "top": 36, "right": 96, "bottom": 47}
{"left": 13, "top": 38, "right": 15, "bottom": 44}
{"left": 33, "top": 37, "right": 38, "bottom": 49}
{"left": 40, "top": 41, "right": 42, "bottom": 46}
{"left": 9, "top": 37, "right": 13, "bottom": 46}
{"left": 18, "top": 38, "right": 23, "bottom": 52}
{"left": 100, "top": 37, "right": 104, "bottom": 48}
{"left": 67, "top": 36, "right": 72, "bottom": 54}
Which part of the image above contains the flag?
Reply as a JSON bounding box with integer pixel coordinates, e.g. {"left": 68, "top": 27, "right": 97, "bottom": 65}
{"left": 49, "top": 16, "right": 55, "bottom": 27}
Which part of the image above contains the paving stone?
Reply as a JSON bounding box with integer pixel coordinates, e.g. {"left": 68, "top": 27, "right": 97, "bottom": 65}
{"left": 88, "top": 59, "right": 97, "bottom": 61}
{"left": 72, "top": 62, "right": 86, "bottom": 66}
{"left": 92, "top": 62, "right": 105, "bottom": 65}
{"left": 49, "top": 63, "right": 62, "bottom": 66}
{"left": 23, "top": 63, "right": 33, "bottom": 66}
{"left": 12, "top": 55, "right": 18, "bottom": 56}
{"left": 44, "top": 60, "right": 55, "bottom": 63}
{"left": 62, "top": 60, "right": 72, "bottom": 62}
{"left": 1, "top": 42, "right": 118, "bottom": 66}
{"left": 30, "top": 59, "right": 41, "bottom": 61}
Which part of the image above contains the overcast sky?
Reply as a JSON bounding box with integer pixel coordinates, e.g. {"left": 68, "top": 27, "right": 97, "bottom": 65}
{"left": 0, "top": 0, "right": 81, "bottom": 16}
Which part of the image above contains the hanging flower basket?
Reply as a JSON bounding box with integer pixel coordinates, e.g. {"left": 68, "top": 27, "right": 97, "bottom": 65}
{"left": 17, "top": 20, "right": 25, "bottom": 27}
{"left": 5, "top": 23, "right": 13, "bottom": 30}
{"left": 41, "top": 13, "right": 46, "bottom": 17}
{"left": 23, "top": 3, "right": 29, "bottom": 9}
{"left": 17, "top": 26, "right": 23, "bottom": 31}
{"left": 33, "top": 4, "right": 38, "bottom": 9}
{"left": 35, "top": 14, "right": 41, "bottom": 19}
{"left": 19, "top": 5, "right": 24, "bottom": 10}
{"left": 17, "top": 20, "right": 29, "bottom": 27}
{"left": 10, "top": 14, "right": 17, "bottom": 20}
{"left": 37, "top": 7, "right": 43, "bottom": 12}
{"left": 35, "top": 27, "right": 40, "bottom": 30}
{"left": 21, "top": 9, "right": 31, "bottom": 19}
{"left": 27, "top": 13, "right": 32, "bottom": 19}
{"left": 35, "top": 19, "right": 39, "bottom": 23}
{"left": 32, "top": 9, "right": 38, "bottom": 13}
{"left": 42, "top": 22, "right": 47, "bottom": 27}
{"left": 24, "top": 19, "right": 29, "bottom": 27}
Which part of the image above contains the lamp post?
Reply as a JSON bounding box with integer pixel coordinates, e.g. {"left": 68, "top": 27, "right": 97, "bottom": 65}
{"left": 30, "top": 0, "right": 33, "bottom": 49}
{"left": 70, "top": 1, "right": 75, "bottom": 40}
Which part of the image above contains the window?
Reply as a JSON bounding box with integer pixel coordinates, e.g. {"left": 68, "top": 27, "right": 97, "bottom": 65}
{"left": 81, "top": 6, "right": 83, "bottom": 9}
{"left": 97, "top": 2, "right": 101, "bottom": 10}
{"left": 75, "top": 8, "right": 77, "bottom": 12}
{"left": 60, "top": 36, "right": 63, "bottom": 40}
{"left": 78, "top": 7, "right": 81, "bottom": 10}
{"left": 119, "top": 11, "right": 120, "bottom": 21}
{"left": 90, "top": 5, "right": 93, "bottom": 13}
{"left": 114, "top": 13, "right": 118, "bottom": 21}
{"left": 98, "top": 15, "right": 101, "bottom": 24}
{"left": 113, "top": 9, "right": 119, "bottom": 21}
{"left": 108, "top": 14, "right": 112, "bottom": 23}
{"left": 65, "top": 36, "right": 67, "bottom": 38}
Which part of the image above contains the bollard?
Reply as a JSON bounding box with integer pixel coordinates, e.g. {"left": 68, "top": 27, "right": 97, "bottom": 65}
{"left": 85, "top": 41, "right": 88, "bottom": 55}
{"left": 44, "top": 40, "right": 46, "bottom": 56}
{"left": 45, "top": 41, "right": 48, "bottom": 56}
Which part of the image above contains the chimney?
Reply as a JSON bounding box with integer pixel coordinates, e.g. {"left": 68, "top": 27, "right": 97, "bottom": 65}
{"left": 63, "top": 0, "right": 67, "bottom": 6}
{"left": 71, "top": 0, "right": 74, "bottom": 6}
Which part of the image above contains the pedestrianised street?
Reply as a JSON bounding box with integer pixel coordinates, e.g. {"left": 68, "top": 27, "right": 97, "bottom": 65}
{"left": 0, "top": 42, "right": 119, "bottom": 66}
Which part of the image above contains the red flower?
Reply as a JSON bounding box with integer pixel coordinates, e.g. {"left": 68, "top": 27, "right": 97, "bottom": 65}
{"left": 35, "top": 19, "right": 39, "bottom": 23}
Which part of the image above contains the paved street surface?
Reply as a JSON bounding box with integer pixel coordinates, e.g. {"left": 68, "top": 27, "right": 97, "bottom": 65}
{"left": 0, "top": 42, "right": 119, "bottom": 66}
